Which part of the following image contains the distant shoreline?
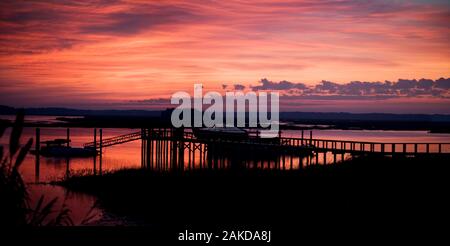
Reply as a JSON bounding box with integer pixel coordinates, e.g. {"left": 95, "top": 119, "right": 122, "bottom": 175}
{"left": 2, "top": 104, "right": 450, "bottom": 133}
{"left": 1, "top": 115, "right": 450, "bottom": 133}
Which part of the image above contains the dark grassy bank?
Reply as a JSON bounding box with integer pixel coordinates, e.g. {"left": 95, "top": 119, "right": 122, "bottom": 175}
{"left": 59, "top": 155, "right": 449, "bottom": 230}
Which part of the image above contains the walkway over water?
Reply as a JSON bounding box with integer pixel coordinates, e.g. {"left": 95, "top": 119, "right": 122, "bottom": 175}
{"left": 31, "top": 127, "right": 450, "bottom": 179}
{"left": 84, "top": 128, "right": 450, "bottom": 157}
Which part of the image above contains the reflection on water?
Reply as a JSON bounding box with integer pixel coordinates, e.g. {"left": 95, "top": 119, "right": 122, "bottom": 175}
{"left": 1, "top": 127, "right": 142, "bottom": 183}
{"left": 3, "top": 127, "right": 449, "bottom": 182}
{"left": 1, "top": 123, "right": 450, "bottom": 225}
{"left": 27, "top": 184, "right": 102, "bottom": 225}
{"left": 0, "top": 127, "right": 141, "bottom": 225}
{"left": 0, "top": 115, "right": 83, "bottom": 125}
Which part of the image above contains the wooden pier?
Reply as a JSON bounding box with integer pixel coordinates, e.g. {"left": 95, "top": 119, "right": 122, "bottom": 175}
{"left": 81, "top": 128, "right": 450, "bottom": 171}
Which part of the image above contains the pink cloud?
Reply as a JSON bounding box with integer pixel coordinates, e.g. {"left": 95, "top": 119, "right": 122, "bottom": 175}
{"left": 0, "top": 0, "right": 449, "bottom": 113}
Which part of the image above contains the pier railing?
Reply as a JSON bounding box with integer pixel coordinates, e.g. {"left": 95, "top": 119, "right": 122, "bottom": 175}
{"left": 83, "top": 131, "right": 141, "bottom": 148}
{"left": 278, "top": 137, "right": 450, "bottom": 155}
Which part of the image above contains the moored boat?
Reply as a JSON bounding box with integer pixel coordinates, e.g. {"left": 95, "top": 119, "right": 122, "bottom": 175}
{"left": 31, "top": 139, "right": 97, "bottom": 157}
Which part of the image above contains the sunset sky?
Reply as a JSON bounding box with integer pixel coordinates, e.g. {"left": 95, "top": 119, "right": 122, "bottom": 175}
{"left": 0, "top": 0, "right": 449, "bottom": 113}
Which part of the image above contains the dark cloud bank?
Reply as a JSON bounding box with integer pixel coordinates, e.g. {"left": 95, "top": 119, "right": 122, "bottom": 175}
{"left": 230, "top": 78, "right": 450, "bottom": 100}
{"left": 133, "top": 77, "right": 450, "bottom": 106}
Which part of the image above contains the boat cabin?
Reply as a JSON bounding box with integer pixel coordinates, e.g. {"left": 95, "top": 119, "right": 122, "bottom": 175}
{"left": 41, "top": 139, "right": 71, "bottom": 147}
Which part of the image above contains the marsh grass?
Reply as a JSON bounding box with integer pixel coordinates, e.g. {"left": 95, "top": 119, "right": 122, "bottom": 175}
{"left": 0, "top": 111, "right": 76, "bottom": 226}
{"left": 59, "top": 154, "right": 449, "bottom": 225}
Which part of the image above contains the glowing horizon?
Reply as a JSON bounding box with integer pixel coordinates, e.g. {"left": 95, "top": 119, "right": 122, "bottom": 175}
{"left": 1, "top": 0, "right": 449, "bottom": 113}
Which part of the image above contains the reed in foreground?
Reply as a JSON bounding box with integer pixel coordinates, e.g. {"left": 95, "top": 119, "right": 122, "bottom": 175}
{"left": 0, "top": 112, "right": 73, "bottom": 226}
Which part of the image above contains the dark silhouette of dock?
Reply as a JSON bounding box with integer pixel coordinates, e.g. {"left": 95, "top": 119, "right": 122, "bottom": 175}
{"left": 78, "top": 128, "right": 450, "bottom": 171}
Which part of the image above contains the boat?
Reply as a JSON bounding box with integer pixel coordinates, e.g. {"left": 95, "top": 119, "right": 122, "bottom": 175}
{"left": 31, "top": 139, "right": 97, "bottom": 157}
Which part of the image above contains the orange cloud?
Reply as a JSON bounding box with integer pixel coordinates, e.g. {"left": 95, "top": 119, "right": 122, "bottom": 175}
{"left": 0, "top": 0, "right": 449, "bottom": 112}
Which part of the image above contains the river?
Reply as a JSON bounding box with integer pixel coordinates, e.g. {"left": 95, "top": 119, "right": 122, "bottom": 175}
{"left": 1, "top": 115, "right": 449, "bottom": 225}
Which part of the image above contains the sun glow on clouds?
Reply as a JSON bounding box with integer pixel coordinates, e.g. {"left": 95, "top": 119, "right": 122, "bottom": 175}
{"left": 0, "top": 0, "right": 449, "bottom": 112}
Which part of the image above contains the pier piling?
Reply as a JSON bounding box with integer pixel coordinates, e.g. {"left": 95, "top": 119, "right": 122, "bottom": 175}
{"left": 35, "top": 128, "right": 40, "bottom": 182}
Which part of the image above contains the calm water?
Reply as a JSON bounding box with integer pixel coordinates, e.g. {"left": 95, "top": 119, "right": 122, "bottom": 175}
{"left": 1, "top": 126, "right": 141, "bottom": 225}
{"left": 1, "top": 115, "right": 450, "bottom": 225}
{"left": 0, "top": 115, "right": 83, "bottom": 124}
